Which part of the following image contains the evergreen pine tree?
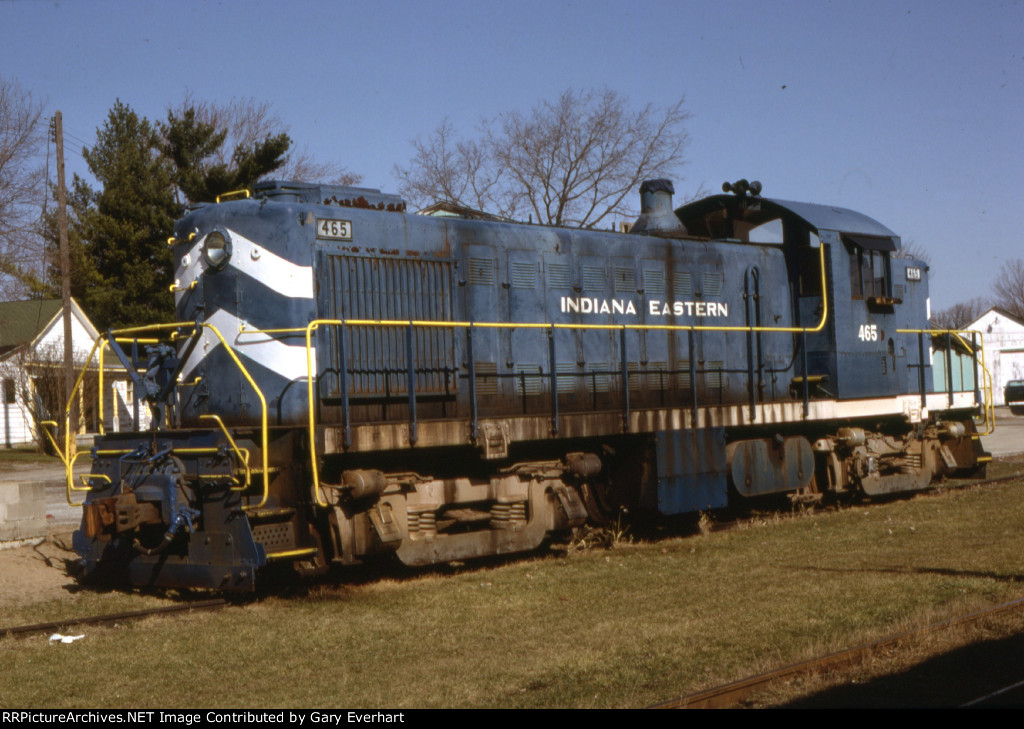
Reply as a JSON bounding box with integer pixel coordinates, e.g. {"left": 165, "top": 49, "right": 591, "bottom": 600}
{"left": 73, "top": 100, "right": 178, "bottom": 330}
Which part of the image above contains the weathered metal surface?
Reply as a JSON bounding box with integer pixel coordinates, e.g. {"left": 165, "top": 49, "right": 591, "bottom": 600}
{"left": 727, "top": 436, "right": 814, "bottom": 496}
{"left": 320, "top": 392, "right": 979, "bottom": 454}
{"left": 650, "top": 428, "right": 728, "bottom": 515}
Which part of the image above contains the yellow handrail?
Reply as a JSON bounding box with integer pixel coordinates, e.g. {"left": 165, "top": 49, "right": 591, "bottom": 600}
{"left": 41, "top": 420, "right": 95, "bottom": 506}
{"left": 215, "top": 189, "right": 251, "bottom": 203}
{"left": 198, "top": 323, "right": 270, "bottom": 508}
{"left": 243, "top": 243, "right": 831, "bottom": 339}
{"left": 896, "top": 328, "right": 994, "bottom": 435}
{"left": 199, "top": 414, "right": 252, "bottom": 490}
{"left": 98, "top": 337, "right": 161, "bottom": 435}
{"left": 59, "top": 321, "right": 271, "bottom": 510}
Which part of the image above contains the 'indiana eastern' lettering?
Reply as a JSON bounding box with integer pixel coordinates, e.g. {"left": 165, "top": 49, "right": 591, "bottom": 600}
{"left": 557, "top": 297, "right": 728, "bottom": 318}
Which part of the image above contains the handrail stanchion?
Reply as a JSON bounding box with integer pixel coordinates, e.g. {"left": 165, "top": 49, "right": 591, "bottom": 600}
{"left": 467, "top": 324, "right": 478, "bottom": 442}
{"left": 338, "top": 321, "right": 350, "bottom": 450}
{"left": 945, "top": 330, "right": 954, "bottom": 407}
{"left": 688, "top": 327, "right": 698, "bottom": 428}
{"left": 406, "top": 321, "right": 417, "bottom": 446}
{"left": 972, "top": 331, "right": 981, "bottom": 406}
{"left": 548, "top": 325, "right": 558, "bottom": 435}
{"left": 620, "top": 327, "right": 630, "bottom": 432}
{"left": 917, "top": 330, "right": 927, "bottom": 410}
{"left": 801, "top": 329, "right": 810, "bottom": 417}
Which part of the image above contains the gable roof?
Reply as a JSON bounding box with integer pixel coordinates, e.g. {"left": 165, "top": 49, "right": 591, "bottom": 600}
{"left": 967, "top": 305, "right": 1024, "bottom": 331}
{"left": 0, "top": 299, "right": 98, "bottom": 357}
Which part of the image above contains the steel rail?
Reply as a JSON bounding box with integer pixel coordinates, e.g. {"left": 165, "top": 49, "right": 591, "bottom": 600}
{"left": 651, "top": 595, "right": 1024, "bottom": 709}
{"left": 0, "top": 599, "right": 228, "bottom": 640}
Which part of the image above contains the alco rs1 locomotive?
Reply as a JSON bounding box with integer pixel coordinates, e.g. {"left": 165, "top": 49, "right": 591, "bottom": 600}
{"left": 64, "top": 178, "right": 988, "bottom": 590}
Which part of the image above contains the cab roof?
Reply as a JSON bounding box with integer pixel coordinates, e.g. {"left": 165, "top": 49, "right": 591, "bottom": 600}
{"left": 676, "top": 194, "right": 899, "bottom": 248}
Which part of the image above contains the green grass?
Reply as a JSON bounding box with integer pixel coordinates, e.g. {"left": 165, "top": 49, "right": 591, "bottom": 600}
{"left": 0, "top": 446, "right": 60, "bottom": 466}
{"left": 4, "top": 477, "right": 1024, "bottom": 708}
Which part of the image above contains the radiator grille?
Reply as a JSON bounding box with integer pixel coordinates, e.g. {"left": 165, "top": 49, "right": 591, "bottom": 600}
{"left": 320, "top": 255, "right": 455, "bottom": 396}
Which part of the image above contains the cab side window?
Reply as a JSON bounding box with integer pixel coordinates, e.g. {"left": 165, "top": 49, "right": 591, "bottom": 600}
{"left": 844, "top": 234, "right": 895, "bottom": 302}
{"left": 849, "top": 247, "right": 889, "bottom": 300}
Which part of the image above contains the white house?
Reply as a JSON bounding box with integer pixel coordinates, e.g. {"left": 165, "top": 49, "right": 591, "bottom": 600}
{"left": 965, "top": 306, "right": 1024, "bottom": 406}
{"left": 0, "top": 299, "right": 150, "bottom": 448}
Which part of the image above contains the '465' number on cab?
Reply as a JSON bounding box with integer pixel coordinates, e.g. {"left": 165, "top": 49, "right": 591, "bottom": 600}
{"left": 316, "top": 218, "right": 353, "bottom": 241}
{"left": 858, "top": 324, "right": 879, "bottom": 342}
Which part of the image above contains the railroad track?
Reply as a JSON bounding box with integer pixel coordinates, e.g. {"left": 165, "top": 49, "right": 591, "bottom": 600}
{"left": 645, "top": 471, "right": 1024, "bottom": 708}
{"left": 5, "top": 470, "right": 1021, "bottom": 654}
{"left": 652, "top": 596, "right": 1024, "bottom": 708}
{"left": 0, "top": 599, "right": 228, "bottom": 640}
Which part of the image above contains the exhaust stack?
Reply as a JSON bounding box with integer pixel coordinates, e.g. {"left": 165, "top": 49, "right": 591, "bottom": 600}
{"left": 630, "top": 179, "right": 686, "bottom": 237}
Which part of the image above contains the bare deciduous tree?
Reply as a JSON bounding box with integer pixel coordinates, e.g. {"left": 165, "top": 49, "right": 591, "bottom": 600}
{"left": 930, "top": 296, "right": 990, "bottom": 330}
{"left": 893, "top": 239, "right": 930, "bottom": 264}
{"left": 0, "top": 76, "right": 45, "bottom": 297}
{"left": 395, "top": 88, "right": 691, "bottom": 228}
{"left": 397, "top": 119, "right": 500, "bottom": 215}
{"left": 171, "top": 93, "right": 361, "bottom": 187}
{"left": 994, "top": 259, "right": 1024, "bottom": 321}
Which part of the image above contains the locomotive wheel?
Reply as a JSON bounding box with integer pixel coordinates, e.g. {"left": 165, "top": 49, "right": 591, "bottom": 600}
{"left": 579, "top": 482, "right": 615, "bottom": 525}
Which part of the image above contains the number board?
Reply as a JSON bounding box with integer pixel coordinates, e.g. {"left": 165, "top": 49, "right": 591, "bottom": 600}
{"left": 905, "top": 266, "right": 921, "bottom": 281}
{"left": 316, "top": 218, "right": 353, "bottom": 241}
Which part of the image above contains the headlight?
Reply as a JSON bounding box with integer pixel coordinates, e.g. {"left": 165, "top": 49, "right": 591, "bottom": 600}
{"left": 202, "top": 230, "right": 232, "bottom": 271}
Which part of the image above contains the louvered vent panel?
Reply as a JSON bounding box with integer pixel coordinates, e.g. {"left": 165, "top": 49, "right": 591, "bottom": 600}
{"left": 468, "top": 257, "right": 495, "bottom": 286}
{"left": 556, "top": 363, "right": 576, "bottom": 394}
{"left": 644, "top": 270, "right": 665, "bottom": 295}
{"left": 613, "top": 267, "right": 635, "bottom": 293}
{"left": 706, "top": 361, "right": 725, "bottom": 390}
{"left": 647, "top": 362, "right": 669, "bottom": 390}
{"left": 511, "top": 261, "right": 537, "bottom": 289}
{"left": 702, "top": 272, "right": 723, "bottom": 297}
{"left": 582, "top": 266, "right": 606, "bottom": 291}
{"left": 673, "top": 272, "right": 693, "bottom": 297}
{"left": 547, "top": 263, "right": 571, "bottom": 289}
{"left": 627, "top": 363, "right": 640, "bottom": 391}
{"left": 676, "top": 363, "right": 691, "bottom": 390}
{"left": 321, "top": 255, "right": 455, "bottom": 396}
{"left": 474, "top": 362, "right": 498, "bottom": 396}
{"left": 586, "top": 364, "right": 611, "bottom": 393}
{"left": 516, "top": 367, "right": 544, "bottom": 396}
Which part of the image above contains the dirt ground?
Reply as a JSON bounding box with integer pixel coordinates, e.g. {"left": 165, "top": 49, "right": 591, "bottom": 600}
{"left": 0, "top": 531, "right": 80, "bottom": 610}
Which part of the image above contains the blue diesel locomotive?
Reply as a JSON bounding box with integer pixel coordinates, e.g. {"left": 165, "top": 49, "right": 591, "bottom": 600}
{"left": 68, "top": 178, "right": 988, "bottom": 589}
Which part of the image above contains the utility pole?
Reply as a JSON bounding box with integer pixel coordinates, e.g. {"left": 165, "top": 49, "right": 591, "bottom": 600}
{"left": 52, "top": 111, "right": 75, "bottom": 456}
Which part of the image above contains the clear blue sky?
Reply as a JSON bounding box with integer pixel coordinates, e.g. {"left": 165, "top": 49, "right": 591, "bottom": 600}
{"left": 2, "top": 0, "right": 1021, "bottom": 311}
